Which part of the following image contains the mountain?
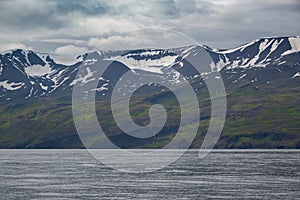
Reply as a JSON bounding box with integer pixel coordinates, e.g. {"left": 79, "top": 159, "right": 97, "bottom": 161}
{"left": 210, "top": 36, "right": 300, "bottom": 70}
{"left": 1, "top": 36, "right": 299, "bottom": 100}
{"left": 0, "top": 36, "right": 300, "bottom": 148}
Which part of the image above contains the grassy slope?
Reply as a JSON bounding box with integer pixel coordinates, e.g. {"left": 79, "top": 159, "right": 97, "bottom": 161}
{"left": 0, "top": 70, "right": 300, "bottom": 148}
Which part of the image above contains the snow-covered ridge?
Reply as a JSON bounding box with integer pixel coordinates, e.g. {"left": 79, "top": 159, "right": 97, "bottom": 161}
{"left": 0, "top": 49, "right": 74, "bottom": 98}
{"left": 1, "top": 36, "right": 299, "bottom": 73}
{"left": 282, "top": 37, "right": 300, "bottom": 56}
{"left": 216, "top": 36, "right": 300, "bottom": 54}
{"left": 211, "top": 36, "right": 300, "bottom": 70}
{"left": 0, "top": 36, "right": 299, "bottom": 100}
{"left": 104, "top": 49, "right": 179, "bottom": 74}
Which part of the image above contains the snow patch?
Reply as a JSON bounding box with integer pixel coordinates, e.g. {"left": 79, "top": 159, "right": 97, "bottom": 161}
{"left": 0, "top": 63, "right": 3, "bottom": 75}
{"left": 91, "top": 83, "right": 109, "bottom": 92}
{"left": 233, "top": 74, "right": 247, "bottom": 83}
{"left": 83, "top": 58, "right": 97, "bottom": 66}
{"left": 282, "top": 37, "right": 300, "bottom": 56}
{"left": 270, "top": 39, "right": 281, "bottom": 52}
{"left": 50, "top": 77, "right": 69, "bottom": 93}
{"left": 179, "top": 62, "right": 184, "bottom": 68}
{"left": 214, "top": 58, "right": 228, "bottom": 71}
{"left": 170, "top": 71, "right": 181, "bottom": 84}
{"left": 0, "top": 80, "right": 25, "bottom": 90}
{"left": 292, "top": 72, "right": 300, "bottom": 78}
{"left": 277, "top": 61, "right": 286, "bottom": 65}
{"left": 25, "top": 64, "right": 54, "bottom": 77}
{"left": 71, "top": 67, "right": 95, "bottom": 86}
{"left": 230, "top": 60, "right": 241, "bottom": 68}
{"left": 258, "top": 39, "right": 269, "bottom": 52}
{"left": 181, "top": 46, "right": 197, "bottom": 58}
{"left": 105, "top": 54, "right": 178, "bottom": 74}
{"left": 39, "top": 83, "right": 48, "bottom": 91}
{"left": 217, "top": 40, "right": 256, "bottom": 54}
{"left": 238, "top": 74, "right": 247, "bottom": 80}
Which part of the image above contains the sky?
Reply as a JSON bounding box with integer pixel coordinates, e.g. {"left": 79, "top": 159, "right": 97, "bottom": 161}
{"left": 0, "top": 0, "right": 300, "bottom": 56}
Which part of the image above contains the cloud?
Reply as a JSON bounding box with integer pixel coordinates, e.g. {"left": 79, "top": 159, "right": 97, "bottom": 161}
{"left": 50, "top": 0, "right": 108, "bottom": 16}
{"left": 54, "top": 45, "right": 88, "bottom": 55}
{"left": 73, "top": 16, "right": 139, "bottom": 37}
{"left": 87, "top": 28, "right": 196, "bottom": 51}
{"left": 88, "top": 33, "right": 157, "bottom": 51}
{"left": 0, "top": 0, "right": 299, "bottom": 52}
{"left": 0, "top": 42, "right": 31, "bottom": 53}
{"left": 0, "top": 0, "right": 66, "bottom": 30}
{"left": 52, "top": 45, "right": 88, "bottom": 65}
{"left": 38, "top": 38, "right": 87, "bottom": 46}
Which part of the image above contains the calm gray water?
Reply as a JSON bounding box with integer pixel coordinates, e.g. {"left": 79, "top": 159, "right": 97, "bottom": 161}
{"left": 0, "top": 150, "right": 299, "bottom": 199}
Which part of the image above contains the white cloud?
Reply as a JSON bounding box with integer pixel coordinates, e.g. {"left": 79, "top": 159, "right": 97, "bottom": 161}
{"left": 87, "top": 37, "right": 101, "bottom": 47}
{"left": 87, "top": 28, "right": 196, "bottom": 51}
{"left": 94, "top": 35, "right": 152, "bottom": 50}
{"left": 54, "top": 45, "right": 88, "bottom": 56}
{"left": 74, "top": 16, "right": 140, "bottom": 37}
{"left": 0, "top": 42, "right": 31, "bottom": 53}
{"left": 52, "top": 45, "right": 88, "bottom": 65}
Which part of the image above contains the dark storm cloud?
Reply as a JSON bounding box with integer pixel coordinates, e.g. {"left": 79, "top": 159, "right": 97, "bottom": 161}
{"left": 0, "top": 1, "right": 65, "bottom": 29}
{"left": 0, "top": 0, "right": 108, "bottom": 30}
{"left": 0, "top": 0, "right": 217, "bottom": 30}
{"left": 50, "top": 0, "right": 109, "bottom": 16}
{"left": 116, "top": 0, "right": 217, "bottom": 18}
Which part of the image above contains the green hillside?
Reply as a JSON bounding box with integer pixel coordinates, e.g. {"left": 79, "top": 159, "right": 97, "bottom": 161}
{"left": 1, "top": 68, "right": 300, "bottom": 149}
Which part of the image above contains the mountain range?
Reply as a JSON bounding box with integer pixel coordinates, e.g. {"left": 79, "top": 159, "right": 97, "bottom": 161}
{"left": 0, "top": 36, "right": 300, "bottom": 148}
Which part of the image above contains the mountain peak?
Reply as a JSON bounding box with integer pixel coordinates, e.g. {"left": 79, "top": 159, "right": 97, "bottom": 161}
{"left": 1, "top": 36, "right": 300, "bottom": 100}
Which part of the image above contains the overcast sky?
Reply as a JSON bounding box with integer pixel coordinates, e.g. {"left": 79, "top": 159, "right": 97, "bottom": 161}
{"left": 0, "top": 0, "right": 299, "bottom": 55}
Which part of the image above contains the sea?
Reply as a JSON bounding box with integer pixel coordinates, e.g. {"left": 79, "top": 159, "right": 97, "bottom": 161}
{"left": 0, "top": 150, "right": 299, "bottom": 199}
